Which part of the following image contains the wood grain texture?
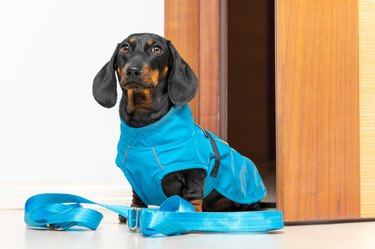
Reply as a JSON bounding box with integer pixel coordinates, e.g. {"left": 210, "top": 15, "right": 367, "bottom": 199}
{"left": 198, "top": 0, "right": 220, "bottom": 134}
{"left": 276, "top": 0, "right": 360, "bottom": 221}
{"left": 360, "top": 0, "right": 375, "bottom": 218}
{"left": 219, "top": 0, "right": 228, "bottom": 140}
{"left": 165, "top": 0, "right": 223, "bottom": 135}
{"left": 165, "top": 0, "right": 200, "bottom": 120}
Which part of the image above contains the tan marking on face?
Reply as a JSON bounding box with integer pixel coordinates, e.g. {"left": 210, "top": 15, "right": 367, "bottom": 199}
{"left": 147, "top": 40, "right": 154, "bottom": 46}
{"left": 150, "top": 70, "right": 159, "bottom": 84}
{"left": 128, "top": 37, "right": 135, "bottom": 43}
{"left": 117, "top": 67, "right": 127, "bottom": 83}
{"left": 140, "top": 64, "right": 150, "bottom": 83}
{"left": 163, "top": 66, "right": 169, "bottom": 75}
{"left": 140, "top": 64, "right": 159, "bottom": 85}
{"left": 117, "top": 68, "right": 122, "bottom": 78}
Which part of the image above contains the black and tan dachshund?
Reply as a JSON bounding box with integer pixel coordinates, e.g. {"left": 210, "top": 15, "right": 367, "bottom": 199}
{"left": 93, "top": 33, "right": 264, "bottom": 220}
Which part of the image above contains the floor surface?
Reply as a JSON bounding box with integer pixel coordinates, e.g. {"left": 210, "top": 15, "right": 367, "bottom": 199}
{"left": 2, "top": 209, "right": 375, "bottom": 249}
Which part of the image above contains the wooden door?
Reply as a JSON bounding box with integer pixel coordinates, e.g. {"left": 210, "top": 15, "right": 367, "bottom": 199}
{"left": 164, "top": 0, "right": 227, "bottom": 138}
{"left": 165, "top": 0, "right": 375, "bottom": 222}
{"left": 276, "top": 0, "right": 375, "bottom": 222}
{"left": 359, "top": 0, "right": 375, "bottom": 219}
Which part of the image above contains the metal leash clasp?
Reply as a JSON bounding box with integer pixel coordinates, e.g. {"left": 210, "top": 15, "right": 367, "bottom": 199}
{"left": 46, "top": 222, "right": 76, "bottom": 231}
{"left": 128, "top": 207, "right": 142, "bottom": 232}
{"left": 46, "top": 224, "right": 63, "bottom": 231}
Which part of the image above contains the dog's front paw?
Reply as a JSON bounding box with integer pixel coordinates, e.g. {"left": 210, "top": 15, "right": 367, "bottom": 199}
{"left": 190, "top": 199, "right": 203, "bottom": 212}
{"left": 118, "top": 215, "right": 127, "bottom": 224}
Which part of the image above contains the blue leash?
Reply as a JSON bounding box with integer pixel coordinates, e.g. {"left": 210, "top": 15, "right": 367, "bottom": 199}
{"left": 24, "top": 193, "right": 284, "bottom": 236}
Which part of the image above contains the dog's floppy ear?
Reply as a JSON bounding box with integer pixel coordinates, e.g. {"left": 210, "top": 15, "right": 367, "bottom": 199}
{"left": 92, "top": 44, "right": 120, "bottom": 108}
{"left": 167, "top": 42, "right": 198, "bottom": 105}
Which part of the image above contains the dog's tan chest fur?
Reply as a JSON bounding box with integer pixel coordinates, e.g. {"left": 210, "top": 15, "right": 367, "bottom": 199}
{"left": 126, "top": 89, "right": 153, "bottom": 113}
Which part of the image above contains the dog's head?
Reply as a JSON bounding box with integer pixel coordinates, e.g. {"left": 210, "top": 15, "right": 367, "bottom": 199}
{"left": 92, "top": 33, "right": 198, "bottom": 108}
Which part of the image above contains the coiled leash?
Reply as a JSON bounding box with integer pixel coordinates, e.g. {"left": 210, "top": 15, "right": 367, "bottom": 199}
{"left": 24, "top": 193, "right": 284, "bottom": 236}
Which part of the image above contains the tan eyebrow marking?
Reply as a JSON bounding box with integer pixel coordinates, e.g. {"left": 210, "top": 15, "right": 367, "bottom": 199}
{"left": 147, "top": 40, "right": 154, "bottom": 46}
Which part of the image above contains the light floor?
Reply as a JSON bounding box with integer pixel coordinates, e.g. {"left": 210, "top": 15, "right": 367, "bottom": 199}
{"left": 2, "top": 209, "right": 375, "bottom": 249}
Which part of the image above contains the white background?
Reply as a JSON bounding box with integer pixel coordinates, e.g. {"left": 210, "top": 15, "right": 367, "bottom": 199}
{"left": 0, "top": 0, "right": 164, "bottom": 208}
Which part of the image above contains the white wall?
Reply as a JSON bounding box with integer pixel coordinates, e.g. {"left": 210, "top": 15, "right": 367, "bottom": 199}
{"left": 0, "top": 0, "right": 164, "bottom": 208}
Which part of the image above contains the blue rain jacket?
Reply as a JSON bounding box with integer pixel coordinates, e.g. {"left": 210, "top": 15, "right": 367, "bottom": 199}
{"left": 115, "top": 105, "right": 266, "bottom": 206}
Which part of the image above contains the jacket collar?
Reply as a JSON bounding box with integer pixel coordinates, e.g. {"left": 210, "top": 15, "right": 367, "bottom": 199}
{"left": 119, "top": 105, "right": 195, "bottom": 147}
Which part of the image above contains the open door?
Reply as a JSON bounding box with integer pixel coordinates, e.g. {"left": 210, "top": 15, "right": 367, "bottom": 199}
{"left": 165, "top": 0, "right": 375, "bottom": 222}
{"left": 165, "top": 0, "right": 277, "bottom": 205}
{"left": 165, "top": 0, "right": 226, "bottom": 137}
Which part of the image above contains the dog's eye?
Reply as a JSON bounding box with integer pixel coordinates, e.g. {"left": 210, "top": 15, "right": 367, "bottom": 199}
{"left": 120, "top": 45, "right": 129, "bottom": 54}
{"left": 152, "top": 45, "right": 162, "bottom": 55}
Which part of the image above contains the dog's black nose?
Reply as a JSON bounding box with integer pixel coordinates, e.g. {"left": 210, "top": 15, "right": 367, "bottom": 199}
{"left": 126, "top": 67, "right": 142, "bottom": 80}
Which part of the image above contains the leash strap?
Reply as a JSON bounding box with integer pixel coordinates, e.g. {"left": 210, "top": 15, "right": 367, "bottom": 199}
{"left": 24, "top": 194, "right": 284, "bottom": 236}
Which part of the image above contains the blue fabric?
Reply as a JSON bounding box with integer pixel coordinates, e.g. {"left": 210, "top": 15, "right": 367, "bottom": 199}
{"left": 24, "top": 194, "right": 284, "bottom": 236}
{"left": 116, "top": 105, "right": 267, "bottom": 206}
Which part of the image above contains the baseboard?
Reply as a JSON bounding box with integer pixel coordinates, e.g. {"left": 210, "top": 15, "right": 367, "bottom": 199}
{"left": 0, "top": 181, "right": 132, "bottom": 209}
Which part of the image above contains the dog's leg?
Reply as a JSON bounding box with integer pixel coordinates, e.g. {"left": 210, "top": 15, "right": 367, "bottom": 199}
{"left": 118, "top": 190, "right": 147, "bottom": 223}
{"left": 181, "top": 169, "right": 206, "bottom": 212}
{"left": 130, "top": 190, "right": 148, "bottom": 208}
{"left": 189, "top": 199, "right": 203, "bottom": 212}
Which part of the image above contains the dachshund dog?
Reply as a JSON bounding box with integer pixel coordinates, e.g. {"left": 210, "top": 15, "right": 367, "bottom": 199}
{"left": 93, "top": 33, "right": 267, "bottom": 221}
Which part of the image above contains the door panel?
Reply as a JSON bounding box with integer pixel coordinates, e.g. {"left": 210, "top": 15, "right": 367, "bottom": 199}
{"left": 360, "top": 0, "right": 375, "bottom": 218}
{"left": 165, "top": 0, "right": 375, "bottom": 222}
{"left": 164, "top": 0, "right": 199, "bottom": 119}
{"left": 165, "top": 0, "right": 224, "bottom": 136}
{"left": 276, "top": 0, "right": 360, "bottom": 221}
